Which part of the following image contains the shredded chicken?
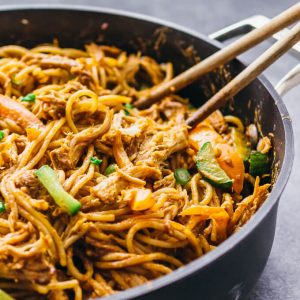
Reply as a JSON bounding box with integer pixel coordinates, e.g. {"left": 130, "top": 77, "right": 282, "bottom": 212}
{"left": 134, "top": 124, "right": 189, "bottom": 166}
{"left": 92, "top": 166, "right": 161, "bottom": 203}
{"left": 50, "top": 137, "right": 85, "bottom": 170}
{"left": 40, "top": 55, "right": 82, "bottom": 70}
{"left": 207, "top": 110, "right": 228, "bottom": 133}
{"left": 15, "top": 170, "right": 44, "bottom": 198}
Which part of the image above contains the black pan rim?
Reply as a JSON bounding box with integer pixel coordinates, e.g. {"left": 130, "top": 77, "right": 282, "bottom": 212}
{"left": 0, "top": 4, "right": 294, "bottom": 299}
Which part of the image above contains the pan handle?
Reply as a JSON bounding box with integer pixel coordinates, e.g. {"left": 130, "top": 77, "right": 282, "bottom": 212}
{"left": 209, "top": 15, "right": 300, "bottom": 96}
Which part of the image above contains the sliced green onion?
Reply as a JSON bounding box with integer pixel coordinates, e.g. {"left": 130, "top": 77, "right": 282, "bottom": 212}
{"left": 90, "top": 157, "right": 102, "bottom": 166}
{"left": 0, "top": 289, "right": 13, "bottom": 300}
{"left": 124, "top": 103, "right": 134, "bottom": 116}
{"left": 0, "top": 202, "right": 6, "bottom": 214}
{"left": 104, "top": 164, "right": 117, "bottom": 176}
{"left": 174, "top": 168, "right": 191, "bottom": 186}
{"left": 21, "top": 93, "right": 36, "bottom": 103}
{"left": 35, "top": 165, "right": 81, "bottom": 215}
{"left": 124, "top": 103, "right": 134, "bottom": 109}
{"left": 0, "top": 131, "right": 4, "bottom": 141}
{"left": 11, "top": 74, "right": 21, "bottom": 86}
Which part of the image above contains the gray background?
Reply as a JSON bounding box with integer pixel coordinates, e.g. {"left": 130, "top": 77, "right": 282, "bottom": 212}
{"left": 1, "top": 0, "right": 299, "bottom": 299}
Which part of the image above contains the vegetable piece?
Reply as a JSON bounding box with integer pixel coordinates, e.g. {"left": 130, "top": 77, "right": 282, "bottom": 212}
{"left": 181, "top": 205, "right": 229, "bottom": 242}
{"left": 189, "top": 123, "right": 222, "bottom": 150}
{"left": 0, "top": 289, "right": 14, "bottom": 300}
{"left": 189, "top": 123, "right": 245, "bottom": 193}
{"left": 0, "top": 95, "right": 44, "bottom": 129}
{"left": 35, "top": 165, "right": 81, "bottom": 215}
{"left": 231, "top": 127, "right": 251, "bottom": 161}
{"left": 130, "top": 189, "right": 155, "bottom": 211}
{"left": 21, "top": 93, "right": 36, "bottom": 103}
{"left": 249, "top": 151, "right": 269, "bottom": 176}
{"left": 26, "top": 127, "right": 40, "bottom": 141}
{"left": 90, "top": 157, "right": 102, "bottom": 166}
{"left": 104, "top": 164, "right": 117, "bottom": 176}
{"left": 216, "top": 144, "right": 245, "bottom": 194}
{"left": 174, "top": 168, "right": 191, "bottom": 186}
{"left": 124, "top": 103, "right": 134, "bottom": 116}
{"left": 124, "top": 103, "right": 134, "bottom": 109}
{"left": 0, "top": 202, "right": 5, "bottom": 214}
{"left": 0, "top": 131, "right": 4, "bottom": 141}
{"left": 196, "top": 142, "right": 233, "bottom": 190}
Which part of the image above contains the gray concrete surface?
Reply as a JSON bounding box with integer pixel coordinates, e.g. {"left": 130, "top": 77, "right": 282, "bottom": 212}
{"left": 1, "top": 0, "right": 299, "bottom": 299}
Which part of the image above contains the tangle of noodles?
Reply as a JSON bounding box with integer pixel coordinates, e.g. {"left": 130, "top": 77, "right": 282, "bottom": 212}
{"left": 0, "top": 43, "right": 271, "bottom": 299}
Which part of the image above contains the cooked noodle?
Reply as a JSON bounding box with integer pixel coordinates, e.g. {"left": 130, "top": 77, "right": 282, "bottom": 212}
{"left": 0, "top": 43, "right": 271, "bottom": 299}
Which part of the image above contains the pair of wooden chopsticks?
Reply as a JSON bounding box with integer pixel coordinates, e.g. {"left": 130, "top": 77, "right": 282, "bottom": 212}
{"left": 134, "top": 3, "right": 300, "bottom": 127}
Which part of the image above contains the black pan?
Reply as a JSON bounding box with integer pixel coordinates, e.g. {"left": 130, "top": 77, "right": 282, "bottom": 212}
{"left": 0, "top": 5, "right": 294, "bottom": 300}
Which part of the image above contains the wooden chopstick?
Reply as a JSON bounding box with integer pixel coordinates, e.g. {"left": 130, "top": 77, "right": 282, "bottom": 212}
{"left": 134, "top": 3, "right": 300, "bottom": 109}
{"left": 186, "top": 21, "right": 300, "bottom": 127}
